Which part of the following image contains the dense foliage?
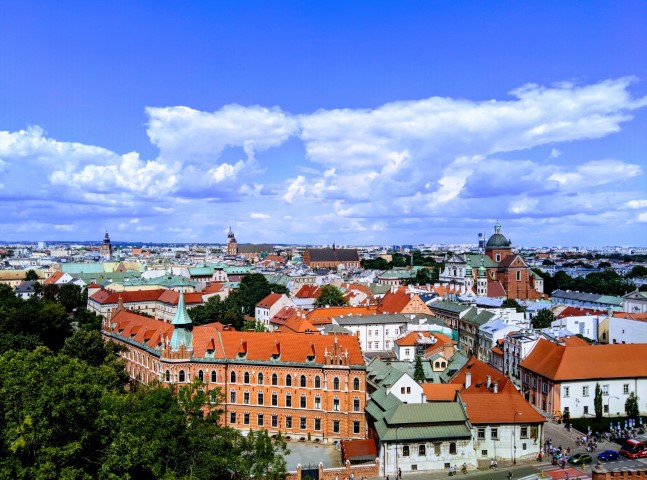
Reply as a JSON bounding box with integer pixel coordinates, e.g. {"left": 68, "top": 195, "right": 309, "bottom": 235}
{"left": 314, "top": 285, "right": 346, "bottom": 307}
{"left": 532, "top": 269, "right": 636, "bottom": 297}
{"left": 531, "top": 308, "right": 555, "bottom": 329}
{"left": 0, "top": 284, "right": 290, "bottom": 480}
{"left": 189, "top": 273, "right": 289, "bottom": 329}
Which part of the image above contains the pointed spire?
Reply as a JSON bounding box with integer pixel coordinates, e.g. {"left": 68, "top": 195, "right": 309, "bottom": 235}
{"left": 170, "top": 289, "right": 193, "bottom": 351}
{"left": 478, "top": 258, "right": 487, "bottom": 277}
{"left": 465, "top": 256, "right": 473, "bottom": 277}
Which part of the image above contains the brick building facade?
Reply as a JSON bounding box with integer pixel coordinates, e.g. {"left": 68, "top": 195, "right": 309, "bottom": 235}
{"left": 102, "top": 293, "right": 367, "bottom": 442}
{"left": 303, "top": 247, "right": 360, "bottom": 270}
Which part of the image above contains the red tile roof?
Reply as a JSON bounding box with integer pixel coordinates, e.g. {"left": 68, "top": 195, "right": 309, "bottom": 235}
{"left": 157, "top": 289, "right": 203, "bottom": 306}
{"left": 295, "top": 284, "right": 321, "bottom": 299}
{"left": 450, "top": 356, "right": 510, "bottom": 393}
{"left": 340, "top": 439, "right": 377, "bottom": 462}
{"left": 519, "top": 338, "right": 647, "bottom": 380}
{"left": 460, "top": 381, "right": 546, "bottom": 424}
{"left": 44, "top": 271, "right": 65, "bottom": 285}
{"left": 90, "top": 288, "right": 167, "bottom": 304}
{"left": 256, "top": 292, "right": 284, "bottom": 309}
{"left": 377, "top": 288, "right": 412, "bottom": 314}
{"left": 487, "top": 281, "right": 507, "bottom": 297}
{"left": 556, "top": 306, "right": 607, "bottom": 318}
{"left": 421, "top": 383, "right": 461, "bottom": 401}
{"left": 306, "top": 305, "right": 377, "bottom": 325}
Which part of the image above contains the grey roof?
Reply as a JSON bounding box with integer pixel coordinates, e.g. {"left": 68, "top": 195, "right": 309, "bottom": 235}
{"left": 551, "top": 289, "right": 622, "bottom": 306}
{"left": 333, "top": 313, "right": 408, "bottom": 326}
{"left": 306, "top": 247, "right": 359, "bottom": 262}
{"left": 237, "top": 244, "right": 275, "bottom": 254}
{"left": 428, "top": 301, "right": 471, "bottom": 315}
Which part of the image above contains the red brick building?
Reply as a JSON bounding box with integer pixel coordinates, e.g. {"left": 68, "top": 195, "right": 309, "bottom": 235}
{"left": 303, "top": 246, "right": 360, "bottom": 270}
{"left": 102, "top": 293, "right": 367, "bottom": 441}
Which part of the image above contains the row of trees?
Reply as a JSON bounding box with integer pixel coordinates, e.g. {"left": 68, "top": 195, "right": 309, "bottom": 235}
{"left": 532, "top": 268, "right": 640, "bottom": 296}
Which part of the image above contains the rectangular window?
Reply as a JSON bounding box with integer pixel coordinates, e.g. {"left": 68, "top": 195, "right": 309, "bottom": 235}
{"left": 405, "top": 348, "right": 410, "bottom": 356}
{"left": 333, "top": 398, "right": 340, "bottom": 411}
{"left": 624, "top": 384, "right": 630, "bottom": 394}
{"left": 532, "top": 378, "right": 537, "bottom": 388}
{"left": 300, "top": 417, "right": 306, "bottom": 429}
{"left": 481, "top": 450, "right": 488, "bottom": 457}
{"left": 401, "top": 387, "right": 405, "bottom": 394}
{"left": 272, "top": 415, "right": 278, "bottom": 428}
{"left": 602, "top": 384, "right": 609, "bottom": 396}
{"left": 244, "top": 413, "right": 250, "bottom": 425}
{"left": 257, "top": 414, "right": 264, "bottom": 426}
{"left": 583, "top": 406, "right": 589, "bottom": 414}
{"left": 272, "top": 393, "right": 278, "bottom": 406}
{"left": 257, "top": 392, "right": 264, "bottom": 405}
{"left": 285, "top": 394, "right": 292, "bottom": 407}
{"left": 542, "top": 383, "right": 549, "bottom": 394}
{"left": 333, "top": 420, "right": 340, "bottom": 433}
{"left": 230, "top": 391, "right": 236, "bottom": 403}
{"left": 354, "top": 420, "right": 360, "bottom": 434}
{"left": 300, "top": 396, "right": 306, "bottom": 408}
{"left": 314, "top": 396, "right": 321, "bottom": 409}
{"left": 583, "top": 386, "right": 589, "bottom": 397}
{"left": 604, "top": 404, "right": 609, "bottom": 414}
{"left": 386, "top": 329, "right": 389, "bottom": 335}
{"left": 403, "top": 445, "right": 410, "bottom": 457}
{"left": 353, "top": 398, "right": 360, "bottom": 412}
{"left": 491, "top": 428, "right": 498, "bottom": 440}
{"left": 244, "top": 392, "right": 250, "bottom": 404}
{"left": 419, "top": 444, "right": 426, "bottom": 456}
{"left": 285, "top": 416, "right": 292, "bottom": 429}
{"left": 520, "top": 427, "right": 528, "bottom": 439}
{"left": 314, "top": 418, "right": 321, "bottom": 430}
{"left": 516, "top": 271, "right": 521, "bottom": 281}
{"left": 449, "top": 442, "right": 457, "bottom": 454}
{"left": 477, "top": 428, "right": 485, "bottom": 440}
{"left": 230, "top": 411, "right": 236, "bottom": 424}
{"left": 407, "top": 387, "right": 411, "bottom": 394}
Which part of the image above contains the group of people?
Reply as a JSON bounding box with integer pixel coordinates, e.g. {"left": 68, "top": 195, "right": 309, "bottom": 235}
{"left": 489, "top": 459, "right": 499, "bottom": 469}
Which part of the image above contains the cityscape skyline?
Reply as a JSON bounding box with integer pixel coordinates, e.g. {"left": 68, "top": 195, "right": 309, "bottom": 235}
{"left": 1, "top": 2, "right": 646, "bottom": 246}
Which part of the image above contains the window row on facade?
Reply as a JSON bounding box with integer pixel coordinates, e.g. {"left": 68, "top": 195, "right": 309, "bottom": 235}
{"left": 227, "top": 391, "right": 362, "bottom": 411}
{"left": 228, "top": 412, "right": 361, "bottom": 434}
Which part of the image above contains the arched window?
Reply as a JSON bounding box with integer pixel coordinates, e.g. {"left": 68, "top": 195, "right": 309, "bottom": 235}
{"left": 165, "top": 370, "right": 170, "bottom": 382}
{"left": 198, "top": 370, "right": 204, "bottom": 382}
{"left": 258, "top": 372, "right": 264, "bottom": 385}
{"left": 211, "top": 370, "right": 217, "bottom": 383}
{"left": 435, "top": 361, "right": 441, "bottom": 368}
{"left": 244, "top": 371, "right": 250, "bottom": 384}
{"left": 272, "top": 373, "right": 278, "bottom": 386}
{"left": 314, "top": 375, "right": 321, "bottom": 388}
{"left": 300, "top": 375, "right": 307, "bottom": 387}
{"left": 286, "top": 374, "right": 292, "bottom": 387}
{"left": 353, "top": 377, "right": 360, "bottom": 390}
{"left": 230, "top": 371, "right": 236, "bottom": 383}
{"left": 333, "top": 377, "right": 340, "bottom": 390}
{"left": 179, "top": 370, "right": 186, "bottom": 383}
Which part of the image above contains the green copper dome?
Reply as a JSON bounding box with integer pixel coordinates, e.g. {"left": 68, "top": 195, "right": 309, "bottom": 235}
{"left": 486, "top": 221, "right": 511, "bottom": 248}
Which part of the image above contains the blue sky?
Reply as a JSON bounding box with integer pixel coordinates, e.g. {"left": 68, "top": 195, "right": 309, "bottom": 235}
{"left": 1, "top": 1, "right": 646, "bottom": 246}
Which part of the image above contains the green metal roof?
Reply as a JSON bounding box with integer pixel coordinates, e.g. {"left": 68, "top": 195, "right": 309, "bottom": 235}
{"left": 189, "top": 266, "right": 214, "bottom": 276}
{"left": 429, "top": 301, "right": 470, "bottom": 314}
{"left": 375, "top": 421, "right": 472, "bottom": 442}
{"left": 385, "top": 403, "right": 467, "bottom": 425}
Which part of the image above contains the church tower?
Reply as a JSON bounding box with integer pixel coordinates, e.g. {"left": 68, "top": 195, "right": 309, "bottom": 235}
{"left": 476, "top": 258, "right": 488, "bottom": 296}
{"left": 170, "top": 290, "right": 193, "bottom": 354}
{"left": 485, "top": 221, "right": 512, "bottom": 264}
{"left": 226, "top": 226, "right": 238, "bottom": 256}
{"left": 100, "top": 231, "right": 113, "bottom": 261}
{"left": 464, "top": 256, "right": 474, "bottom": 293}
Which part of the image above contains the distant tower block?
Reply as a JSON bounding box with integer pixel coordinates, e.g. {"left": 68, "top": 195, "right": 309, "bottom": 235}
{"left": 226, "top": 226, "right": 239, "bottom": 256}
{"left": 478, "top": 232, "right": 484, "bottom": 252}
{"left": 100, "top": 231, "right": 113, "bottom": 261}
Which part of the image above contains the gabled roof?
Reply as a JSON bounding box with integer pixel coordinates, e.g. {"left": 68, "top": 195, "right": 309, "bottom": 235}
{"left": 295, "top": 284, "right": 321, "bottom": 299}
{"left": 305, "top": 247, "right": 359, "bottom": 262}
{"left": 460, "top": 381, "right": 545, "bottom": 424}
{"left": 519, "top": 338, "right": 647, "bottom": 380}
{"left": 89, "top": 288, "right": 166, "bottom": 305}
{"left": 497, "top": 254, "right": 527, "bottom": 269}
{"left": 256, "top": 292, "right": 284, "bottom": 309}
{"left": 421, "top": 383, "right": 461, "bottom": 401}
{"left": 306, "top": 305, "right": 377, "bottom": 325}
{"left": 44, "top": 271, "right": 66, "bottom": 284}
{"left": 487, "top": 281, "right": 507, "bottom": 298}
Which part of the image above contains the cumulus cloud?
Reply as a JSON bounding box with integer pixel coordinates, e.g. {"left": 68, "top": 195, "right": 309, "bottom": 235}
{"left": 626, "top": 200, "right": 647, "bottom": 209}
{"left": 250, "top": 212, "right": 270, "bottom": 219}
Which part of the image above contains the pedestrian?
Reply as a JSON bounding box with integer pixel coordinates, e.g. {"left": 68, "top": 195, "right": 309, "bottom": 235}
{"left": 398, "top": 468, "right": 402, "bottom": 480}
{"left": 508, "top": 471, "right": 512, "bottom": 480}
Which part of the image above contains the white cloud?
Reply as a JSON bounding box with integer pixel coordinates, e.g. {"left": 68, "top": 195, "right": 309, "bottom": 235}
{"left": 250, "top": 212, "right": 270, "bottom": 219}
{"left": 638, "top": 212, "right": 647, "bottom": 223}
{"left": 626, "top": 200, "right": 647, "bottom": 209}
{"left": 283, "top": 175, "right": 307, "bottom": 204}
{"left": 547, "top": 159, "right": 641, "bottom": 190}
{"left": 549, "top": 148, "right": 562, "bottom": 159}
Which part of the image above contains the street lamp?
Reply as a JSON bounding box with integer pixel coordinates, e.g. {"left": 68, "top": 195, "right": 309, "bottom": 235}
{"left": 513, "top": 412, "right": 522, "bottom": 465}
{"left": 607, "top": 396, "right": 619, "bottom": 419}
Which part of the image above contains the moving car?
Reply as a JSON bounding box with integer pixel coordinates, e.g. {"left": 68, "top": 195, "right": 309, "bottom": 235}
{"left": 568, "top": 453, "right": 593, "bottom": 465}
{"left": 597, "top": 450, "right": 620, "bottom": 461}
{"left": 619, "top": 439, "right": 647, "bottom": 459}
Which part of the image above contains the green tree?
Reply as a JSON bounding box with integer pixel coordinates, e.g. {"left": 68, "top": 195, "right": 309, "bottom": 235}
{"left": 625, "top": 392, "right": 639, "bottom": 419}
{"left": 598, "top": 261, "right": 612, "bottom": 269}
{"left": 58, "top": 283, "right": 84, "bottom": 313}
{"left": 594, "top": 383, "right": 603, "bottom": 420}
{"left": 360, "top": 257, "right": 391, "bottom": 270}
{"left": 627, "top": 265, "right": 647, "bottom": 278}
{"left": 532, "top": 308, "right": 555, "bottom": 329}
{"left": 502, "top": 298, "right": 526, "bottom": 313}
{"left": 542, "top": 259, "right": 555, "bottom": 266}
{"left": 314, "top": 285, "right": 346, "bottom": 307}
{"left": 24, "top": 269, "right": 39, "bottom": 281}
{"left": 413, "top": 355, "right": 425, "bottom": 383}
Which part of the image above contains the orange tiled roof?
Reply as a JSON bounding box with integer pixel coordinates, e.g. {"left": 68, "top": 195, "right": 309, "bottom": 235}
{"left": 557, "top": 306, "right": 606, "bottom": 319}
{"left": 276, "top": 315, "right": 318, "bottom": 334}
{"left": 44, "top": 271, "right": 65, "bottom": 285}
{"left": 613, "top": 312, "right": 647, "bottom": 322}
{"left": 295, "top": 284, "right": 321, "bottom": 299}
{"left": 519, "top": 338, "right": 647, "bottom": 380}
{"left": 200, "top": 282, "right": 225, "bottom": 294}
{"left": 377, "top": 288, "right": 412, "bottom": 314}
{"left": 306, "top": 305, "right": 377, "bottom": 325}
{"left": 450, "top": 356, "right": 510, "bottom": 393}
{"left": 460, "top": 381, "right": 546, "bottom": 424}
{"left": 111, "top": 310, "right": 174, "bottom": 350}
{"left": 421, "top": 383, "right": 461, "bottom": 401}
{"left": 157, "top": 289, "right": 204, "bottom": 305}
{"left": 559, "top": 336, "right": 590, "bottom": 347}
{"left": 256, "top": 292, "right": 284, "bottom": 309}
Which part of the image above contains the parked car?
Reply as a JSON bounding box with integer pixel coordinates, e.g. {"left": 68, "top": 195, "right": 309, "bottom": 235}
{"left": 569, "top": 453, "right": 593, "bottom": 465}
{"left": 597, "top": 450, "right": 620, "bottom": 461}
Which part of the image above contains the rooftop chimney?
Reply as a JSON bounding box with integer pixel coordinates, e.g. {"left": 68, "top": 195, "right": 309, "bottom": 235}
{"left": 486, "top": 375, "right": 491, "bottom": 389}
{"left": 493, "top": 381, "right": 498, "bottom": 394}
{"left": 465, "top": 371, "right": 472, "bottom": 389}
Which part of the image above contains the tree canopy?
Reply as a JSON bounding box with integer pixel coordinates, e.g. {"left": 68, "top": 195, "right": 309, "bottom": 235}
{"left": 314, "top": 285, "right": 346, "bottom": 307}
{"left": 532, "top": 309, "right": 555, "bottom": 329}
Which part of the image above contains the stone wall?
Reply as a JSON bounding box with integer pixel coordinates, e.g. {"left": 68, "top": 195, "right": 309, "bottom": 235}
{"left": 288, "top": 459, "right": 380, "bottom": 480}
